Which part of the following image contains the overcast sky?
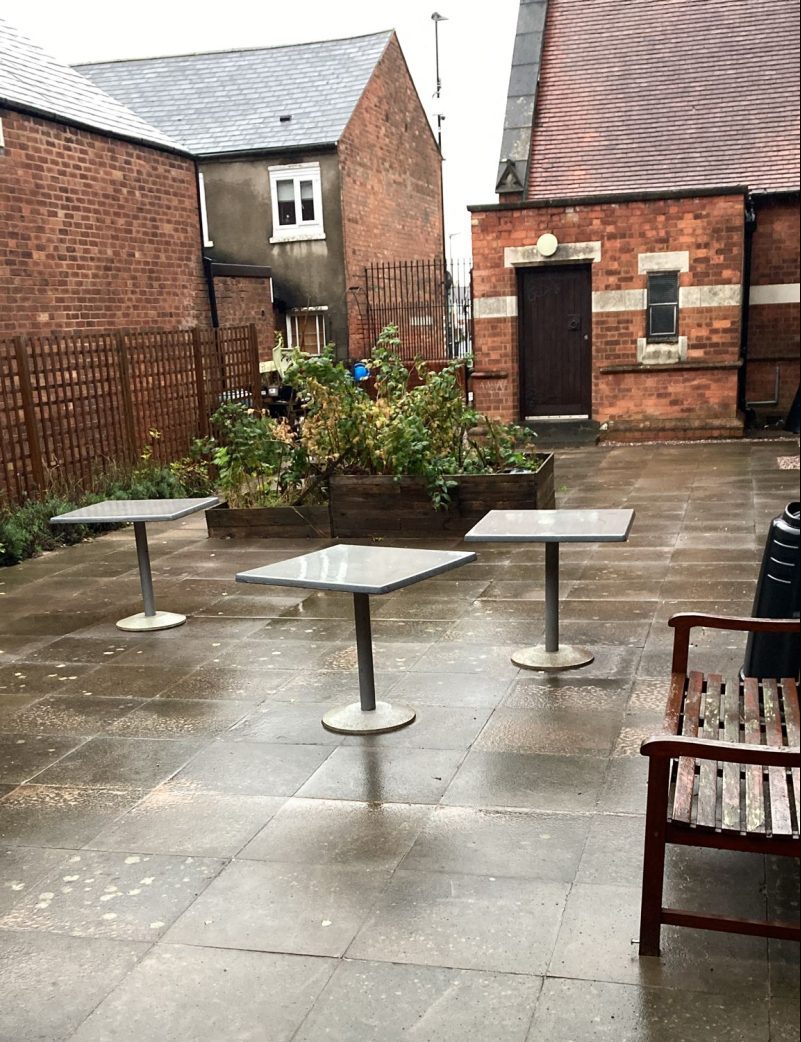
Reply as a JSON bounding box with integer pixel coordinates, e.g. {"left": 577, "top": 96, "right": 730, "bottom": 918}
{"left": 3, "top": 0, "right": 521, "bottom": 256}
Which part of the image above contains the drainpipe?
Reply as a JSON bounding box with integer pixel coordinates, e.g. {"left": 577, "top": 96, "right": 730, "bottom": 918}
{"left": 738, "top": 196, "right": 757, "bottom": 412}
{"left": 203, "top": 255, "right": 220, "bottom": 329}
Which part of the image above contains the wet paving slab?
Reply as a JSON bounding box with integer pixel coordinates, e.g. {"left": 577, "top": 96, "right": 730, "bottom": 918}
{"left": 0, "top": 440, "right": 798, "bottom": 1041}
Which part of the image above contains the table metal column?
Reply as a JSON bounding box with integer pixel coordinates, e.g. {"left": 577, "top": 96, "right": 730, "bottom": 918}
{"left": 511, "top": 541, "right": 594, "bottom": 671}
{"left": 115, "top": 522, "right": 187, "bottom": 633}
{"left": 322, "top": 593, "right": 416, "bottom": 735}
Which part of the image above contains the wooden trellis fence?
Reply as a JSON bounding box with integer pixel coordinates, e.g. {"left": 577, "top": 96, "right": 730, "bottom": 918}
{"left": 0, "top": 324, "right": 260, "bottom": 505}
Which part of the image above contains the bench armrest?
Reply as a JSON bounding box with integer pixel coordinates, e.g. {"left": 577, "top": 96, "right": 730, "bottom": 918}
{"left": 641, "top": 734, "right": 801, "bottom": 767}
{"left": 668, "top": 613, "right": 800, "bottom": 675}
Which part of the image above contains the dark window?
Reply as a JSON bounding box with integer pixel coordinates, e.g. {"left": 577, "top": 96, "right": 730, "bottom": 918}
{"left": 300, "top": 180, "right": 315, "bottom": 221}
{"left": 647, "top": 272, "right": 679, "bottom": 341}
{"left": 276, "top": 180, "right": 296, "bottom": 226}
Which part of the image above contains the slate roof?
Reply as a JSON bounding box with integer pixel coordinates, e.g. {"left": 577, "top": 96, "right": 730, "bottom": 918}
{"left": 76, "top": 31, "right": 395, "bottom": 157}
{"left": 524, "top": 0, "right": 800, "bottom": 199}
{"left": 0, "top": 17, "right": 186, "bottom": 153}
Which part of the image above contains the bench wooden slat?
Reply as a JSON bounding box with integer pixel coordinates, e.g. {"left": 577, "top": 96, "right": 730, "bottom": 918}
{"left": 743, "top": 676, "right": 767, "bottom": 834}
{"left": 673, "top": 671, "right": 703, "bottom": 824}
{"left": 697, "top": 675, "right": 722, "bottom": 829}
{"left": 763, "top": 679, "right": 793, "bottom": 837}
{"left": 721, "top": 674, "right": 743, "bottom": 832}
{"left": 782, "top": 678, "right": 800, "bottom": 828}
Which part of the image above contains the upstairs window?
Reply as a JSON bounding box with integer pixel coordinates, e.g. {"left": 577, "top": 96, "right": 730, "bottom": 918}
{"left": 647, "top": 271, "right": 679, "bottom": 341}
{"left": 269, "top": 163, "right": 325, "bottom": 243}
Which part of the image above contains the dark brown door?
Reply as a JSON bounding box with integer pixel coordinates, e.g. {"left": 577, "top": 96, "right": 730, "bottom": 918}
{"left": 518, "top": 264, "right": 592, "bottom": 417}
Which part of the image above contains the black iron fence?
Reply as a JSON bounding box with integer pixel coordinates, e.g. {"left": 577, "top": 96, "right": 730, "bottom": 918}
{"left": 363, "top": 258, "right": 473, "bottom": 361}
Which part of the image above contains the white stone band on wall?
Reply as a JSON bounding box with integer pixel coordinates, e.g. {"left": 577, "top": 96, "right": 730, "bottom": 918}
{"left": 749, "top": 283, "right": 801, "bottom": 305}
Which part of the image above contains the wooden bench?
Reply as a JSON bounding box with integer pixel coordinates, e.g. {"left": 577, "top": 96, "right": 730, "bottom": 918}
{"left": 639, "top": 613, "right": 800, "bottom": 956}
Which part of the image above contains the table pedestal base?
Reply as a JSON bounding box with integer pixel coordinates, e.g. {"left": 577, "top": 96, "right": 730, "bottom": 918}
{"left": 512, "top": 645, "right": 594, "bottom": 672}
{"left": 116, "top": 611, "right": 187, "bottom": 633}
{"left": 322, "top": 701, "right": 416, "bottom": 736}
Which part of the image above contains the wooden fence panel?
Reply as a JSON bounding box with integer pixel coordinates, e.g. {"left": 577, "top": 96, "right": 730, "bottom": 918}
{"left": 0, "top": 324, "right": 258, "bottom": 505}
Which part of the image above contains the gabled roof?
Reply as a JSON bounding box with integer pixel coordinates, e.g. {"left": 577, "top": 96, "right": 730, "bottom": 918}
{"left": 501, "top": 0, "right": 800, "bottom": 200}
{"left": 0, "top": 17, "right": 187, "bottom": 154}
{"left": 76, "top": 31, "right": 395, "bottom": 157}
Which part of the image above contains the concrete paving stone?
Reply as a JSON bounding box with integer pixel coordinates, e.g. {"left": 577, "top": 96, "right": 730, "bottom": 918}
{"left": 0, "top": 610, "right": 103, "bottom": 638}
{"left": 0, "top": 930, "right": 148, "bottom": 1042}
{"left": 409, "top": 644, "right": 521, "bottom": 676}
{"left": 557, "top": 600, "right": 655, "bottom": 623}
{"left": 475, "top": 705, "right": 622, "bottom": 757}
{"left": 549, "top": 882, "right": 770, "bottom": 994}
{"left": 445, "top": 617, "right": 547, "bottom": 645}
{"left": 576, "top": 561, "right": 670, "bottom": 583}
{"left": 281, "top": 591, "right": 361, "bottom": 620}
{"left": 372, "top": 596, "right": 473, "bottom": 622}
{"left": 66, "top": 945, "right": 336, "bottom": 1042}
{"left": 32, "top": 735, "right": 204, "bottom": 789}
{"left": 171, "top": 739, "right": 333, "bottom": 796}
{"left": 386, "top": 671, "right": 513, "bottom": 708}
{"left": 274, "top": 670, "right": 400, "bottom": 703}
{"left": 240, "top": 798, "right": 431, "bottom": 869}
{"left": 442, "top": 751, "right": 607, "bottom": 813}
{"left": 158, "top": 664, "right": 293, "bottom": 701}
{"left": 104, "top": 698, "right": 253, "bottom": 739}
{"left": 293, "top": 959, "right": 542, "bottom": 1042}
{"left": 638, "top": 646, "right": 746, "bottom": 677}
{"left": 659, "top": 579, "right": 758, "bottom": 600}
{"left": 0, "top": 846, "right": 73, "bottom": 916}
{"left": 670, "top": 547, "right": 763, "bottom": 565}
{"left": 365, "top": 618, "right": 453, "bottom": 643}
{"left": 0, "top": 662, "right": 96, "bottom": 696}
{"left": 769, "top": 994, "right": 801, "bottom": 1042}
{"left": 0, "top": 785, "right": 15, "bottom": 799}
{"left": 68, "top": 663, "right": 189, "bottom": 699}
{"left": 298, "top": 747, "right": 466, "bottom": 805}
{"left": 464, "top": 599, "right": 546, "bottom": 621}
{"left": 525, "top": 978, "right": 770, "bottom": 1042}
{"left": 0, "top": 847, "right": 223, "bottom": 941}
{"left": 481, "top": 580, "right": 575, "bottom": 601}
{"left": 0, "top": 785, "right": 147, "bottom": 848}
{"left": 565, "top": 581, "right": 662, "bottom": 602}
{"left": 165, "top": 859, "right": 392, "bottom": 957}
{"left": 4, "top": 695, "right": 147, "bottom": 737}
{"left": 200, "top": 591, "right": 308, "bottom": 618}
{"left": 342, "top": 704, "right": 494, "bottom": 751}
{"left": 0, "top": 733, "right": 86, "bottom": 784}
{"left": 348, "top": 869, "right": 568, "bottom": 974}
{"left": 112, "top": 635, "right": 229, "bottom": 670}
{"left": 316, "top": 641, "right": 432, "bottom": 673}
{"left": 211, "top": 638, "right": 335, "bottom": 670}
{"left": 19, "top": 635, "right": 136, "bottom": 665}
{"left": 248, "top": 617, "right": 355, "bottom": 642}
{"left": 504, "top": 680, "right": 630, "bottom": 711}
{"left": 597, "top": 757, "right": 650, "bottom": 814}
{"left": 87, "top": 785, "right": 286, "bottom": 858}
{"left": 0, "top": 635, "right": 55, "bottom": 661}
{"left": 229, "top": 702, "right": 346, "bottom": 746}
{"left": 401, "top": 805, "right": 589, "bottom": 882}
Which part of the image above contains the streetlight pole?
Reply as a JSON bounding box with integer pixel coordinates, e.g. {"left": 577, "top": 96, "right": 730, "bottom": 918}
{"left": 431, "top": 12, "right": 447, "bottom": 152}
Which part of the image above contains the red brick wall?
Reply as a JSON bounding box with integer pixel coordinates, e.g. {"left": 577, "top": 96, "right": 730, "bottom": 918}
{"left": 471, "top": 192, "right": 746, "bottom": 436}
{"left": 746, "top": 196, "right": 800, "bottom": 413}
{"left": 338, "top": 34, "right": 444, "bottom": 355}
{"left": 0, "top": 109, "right": 210, "bottom": 336}
{"left": 213, "top": 276, "right": 275, "bottom": 362}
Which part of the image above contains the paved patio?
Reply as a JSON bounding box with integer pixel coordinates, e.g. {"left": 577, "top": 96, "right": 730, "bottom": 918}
{"left": 0, "top": 439, "right": 798, "bottom": 1042}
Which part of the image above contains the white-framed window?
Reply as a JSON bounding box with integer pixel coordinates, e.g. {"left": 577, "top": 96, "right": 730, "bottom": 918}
{"left": 269, "top": 163, "right": 325, "bottom": 243}
{"left": 286, "top": 306, "right": 328, "bottom": 353}
{"left": 198, "top": 171, "right": 213, "bottom": 247}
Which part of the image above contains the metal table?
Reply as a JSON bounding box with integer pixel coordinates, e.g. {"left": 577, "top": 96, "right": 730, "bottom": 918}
{"left": 465, "top": 508, "right": 635, "bottom": 671}
{"left": 236, "top": 543, "right": 476, "bottom": 734}
{"left": 50, "top": 498, "right": 220, "bottom": 632}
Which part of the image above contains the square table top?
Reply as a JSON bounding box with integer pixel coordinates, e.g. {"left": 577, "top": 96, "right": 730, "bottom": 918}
{"left": 464, "top": 508, "right": 635, "bottom": 544}
{"left": 50, "top": 497, "right": 221, "bottom": 524}
{"left": 236, "top": 543, "right": 477, "bottom": 595}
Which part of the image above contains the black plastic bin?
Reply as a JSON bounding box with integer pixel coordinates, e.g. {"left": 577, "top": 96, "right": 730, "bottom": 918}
{"left": 743, "top": 502, "right": 800, "bottom": 678}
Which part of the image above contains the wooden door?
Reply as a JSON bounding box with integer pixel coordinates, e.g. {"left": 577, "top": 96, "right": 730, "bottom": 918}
{"left": 518, "top": 265, "right": 592, "bottom": 418}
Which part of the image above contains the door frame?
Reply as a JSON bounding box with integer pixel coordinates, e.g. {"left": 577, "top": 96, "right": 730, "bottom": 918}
{"left": 516, "top": 262, "right": 593, "bottom": 421}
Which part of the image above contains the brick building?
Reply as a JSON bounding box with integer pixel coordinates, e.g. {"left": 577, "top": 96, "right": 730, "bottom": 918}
{"left": 470, "top": 0, "right": 800, "bottom": 439}
{"left": 80, "top": 32, "right": 443, "bottom": 359}
{"left": 0, "top": 17, "right": 211, "bottom": 337}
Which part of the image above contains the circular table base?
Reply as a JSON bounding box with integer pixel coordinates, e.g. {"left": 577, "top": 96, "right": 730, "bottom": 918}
{"left": 116, "top": 611, "right": 187, "bottom": 632}
{"left": 322, "top": 700, "right": 416, "bottom": 735}
{"left": 512, "top": 644, "right": 594, "bottom": 672}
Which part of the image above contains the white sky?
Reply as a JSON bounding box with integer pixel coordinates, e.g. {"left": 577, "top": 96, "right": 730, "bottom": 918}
{"left": 3, "top": 0, "right": 521, "bottom": 256}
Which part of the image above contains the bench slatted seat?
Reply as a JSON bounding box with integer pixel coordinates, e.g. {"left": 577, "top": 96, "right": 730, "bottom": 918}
{"left": 639, "top": 613, "right": 800, "bottom": 957}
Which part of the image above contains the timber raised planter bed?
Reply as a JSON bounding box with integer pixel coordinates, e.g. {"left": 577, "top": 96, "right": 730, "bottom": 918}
{"left": 206, "top": 453, "right": 554, "bottom": 540}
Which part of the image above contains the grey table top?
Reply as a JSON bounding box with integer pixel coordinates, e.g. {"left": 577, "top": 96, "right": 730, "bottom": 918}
{"left": 464, "top": 508, "right": 635, "bottom": 543}
{"left": 236, "top": 543, "right": 477, "bottom": 595}
{"left": 50, "top": 497, "right": 221, "bottom": 524}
